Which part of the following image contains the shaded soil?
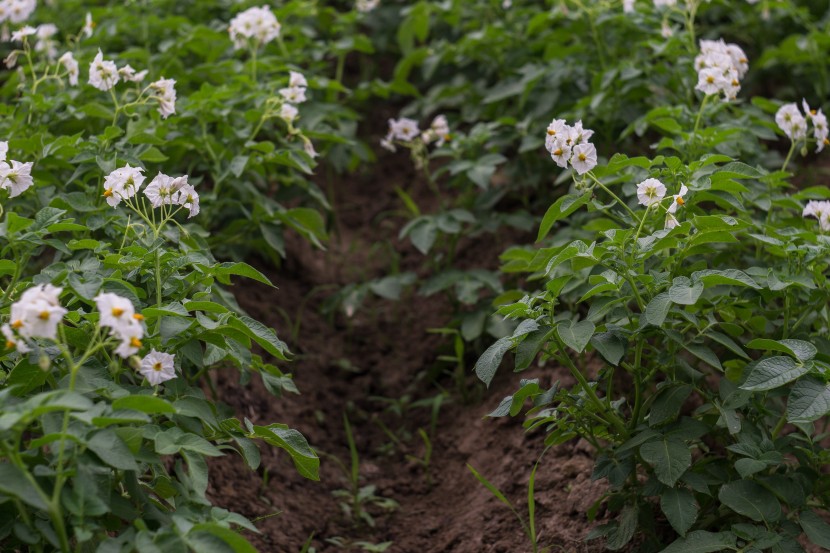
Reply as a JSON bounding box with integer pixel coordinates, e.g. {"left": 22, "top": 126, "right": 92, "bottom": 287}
{"left": 205, "top": 156, "right": 617, "bottom": 552}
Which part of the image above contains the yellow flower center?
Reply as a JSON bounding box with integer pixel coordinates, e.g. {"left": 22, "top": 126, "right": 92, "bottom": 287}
{"left": 39, "top": 311, "right": 51, "bottom": 321}
{"left": 578, "top": 153, "right": 587, "bottom": 162}
{"left": 706, "top": 75, "right": 715, "bottom": 84}
{"left": 546, "top": 129, "right": 556, "bottom": 136}
{"left": 103, "top": 188, "right": 113, "bottom": 197}
{"left": 130, "top": 337, "right": 142, "bottom": 348}
{"left": 153, "top": 362, "right": 163, "bottom": 372}
{"left": 5, "top": 340, "right": 15, "bottom": 349}
{"left": 133, "top": 313, "right": 144, "bottom": 321}
{"left": 11, "top": 320, "right": 23, "bottom": 329}
{"left": 111, "top": 307, "right": 124, "bottom": 317}
{"left": 553, "top": 148, "right": 563, "bottom": 156}
{"left": 676, "top": 197, "right": 685, "bottom": 206}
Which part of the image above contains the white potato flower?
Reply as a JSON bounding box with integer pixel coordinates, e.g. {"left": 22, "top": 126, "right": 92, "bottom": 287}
{"left": 118, "top": 65, "right": 148, "bottom": 83}
{"left": 549, "top": 138, "right": 572, "bottom": 169}
{"left": 694, "top": 39, "right": 748, "bottom": 100}
{"left": 139, "top": 350, "right": 177, "bottom": 385}
{"left": 88, "top": 50, "right": 119, "bottom": 92}
{"left": 228, "top": 6, "right": 281, "bottom": 50}
{"left": 279, "top": 85, "right": 307, "bottom": 104}
{"left": 82, "top": 12, "right": 94, "bottom": 38}
{"left": 289, "top": 71, "right": 307, "bottom": 88}
{"left": 5, "top": 0, "right": 36, "bottom": 25}
{"left": 103, "top": 164, "right": 145, "bottom": 207}
{"left": 279, "top": 103, "right": 298, "bottom": 123}
{"left": 144, "top": 172, "right": 181, "bottom": 207}
{"left": 422, "top": 115, "right": 451, "bottom": 146}
{"left": 34, "top": 23, "right": 57, "bottom": 59}
{"left": 389, "top": 118, "right": 420, "bottom": 142}
{"left": 0, "top": 141, "right": 7, "bottom": 161}
{"left": 775, "top": 103, "right": 807, "bottom": 141}
{"left": 175, "top": 183, "right": 200, "bottom": 218}
{"left": 2, "top": 322, "right": 29, "bottom": 353}
{"left": 94, "top": 292, "right": 139, "bottom": 331}
{"left": 637, "top": 178, "right": 667, "bottom": 207}
{"left": 149, "top": 78, "right": 177, "bottom": 118}
{"left": 667, "top": 185, "right": 688, "bottom": 214}
{"left": 570, "top": 143, "right": 597, "bottom": 175}
{"left": 8, "top": 284, "right": 67, "bottom": 343}
{"left": 113, "top": 319, "right": 144, "bottom": 358}
{"left": 59, "top": 52, "right": 79, "bottom": 86}
{"left": 623, "top": 0, "right": 635, "bottom": 12}
{"left": 10, "top": 25, "right": 35, "bottom": 42}
{"left": 802, "top": 100, "right": 829, "bottom": 153}
{"left": 803, "top": 200, "right": 830, "bottom": 232}
{"left": 0, "top": 159, "right": 34, "bottom": 197}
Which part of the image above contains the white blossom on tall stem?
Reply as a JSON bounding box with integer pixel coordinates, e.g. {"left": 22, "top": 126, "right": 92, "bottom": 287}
{"left": 776, "top": 103, "right": 808, "bottom": 142}
{"left": 802, "top": 100, "right": 829, "bottom": 153}
{"left": 94, "top": 292, "right": 145, "bottom": 358}
{"left": 4, "top": 0, "right": 37, "bottom": 25}
{"left": 0, "top": 159, "right": 34, "bottom": 197}
{"left": 5, "top": 284, "right": 67, "bottom": 349}
{"left": 149, "top": 77, "right": 177, "bottom": 118}
{"left": 694, "top": 39, "right": 748, "bottom": 101}
{"left": 803, "top": 200, "right": 830, "bottom": 232}
{"left": 356, "top": 0, "right": 380, "bottom": 12}
{"left": 82, "top": 12, "right": 94, "bottom": 38}
{"left": 88, "top": 50, "right": 119, "bottom": 91}
{"left": 544, "top": 118, "right": 597, "bottom": 174}
{"left": 228, "top": 6, "right": 281, "bottom": 49}
{"left": 636, "top": 178, "right": 667, "bottom": 207}
{"left": 103, "top": 164, "right": 145, "bottom": 207}
{"left": 59, "top": 52, "right": 79, "bottom": 86}
{"left": 139, "top": 350, "right": 177, "bottom": 385}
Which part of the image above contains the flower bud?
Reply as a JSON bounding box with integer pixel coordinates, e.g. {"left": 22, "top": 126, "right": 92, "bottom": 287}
{"left": 38, "top": 354, "right": 51, "bottom": 371}
{"left": 801, "top": 145, "right": 809, "bottom": 157}
{"left": 128, "top": 355, "right": 142, "bottom": 371}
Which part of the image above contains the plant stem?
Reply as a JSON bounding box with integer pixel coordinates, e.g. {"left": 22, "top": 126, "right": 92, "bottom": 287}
{"left": 586, "top": 171, "right": 641, "bottom": 224}
{"left": 781, "top": 140, "right": 797, "bottom": 172}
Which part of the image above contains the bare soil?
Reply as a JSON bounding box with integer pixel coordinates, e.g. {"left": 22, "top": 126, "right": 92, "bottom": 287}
{"left": 205, "top": 155, "right": 619, "bottom": 552}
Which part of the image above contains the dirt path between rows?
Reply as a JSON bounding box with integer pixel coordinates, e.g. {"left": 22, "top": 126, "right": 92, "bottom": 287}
{"left": 206, "top": 159, "right": 616, "bottom": 552}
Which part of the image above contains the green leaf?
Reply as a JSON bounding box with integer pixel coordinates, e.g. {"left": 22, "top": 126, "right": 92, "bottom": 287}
{"left": 537, "top": 193, "right": 590, "bottom": 241}
{"left": 474, "top": 337, "right": 511, "bottom": 387}
{"left": 188, "top": 523, "right": 258, "bottom": 553}
{"left": 740, "top": 356, "right": 810, "bottom": 392}
{"left": 650, "top": 385, "right": 692, "bottom": 427}
{"left": 155, "top": 428, "right": 223, "bottom": 457}
{"left": 661, "top": 488, "right": 698, "bottom": 537}
{"left": 227, "top": 316, "right": 288, "bottom": 360}
{"left": 112, "top": 395, "right": 176, "bottom": 415}
{"left": 557, "top": 320, "right": 595, "bottom": 353}
{"left": 640, "top": 439, "right": 691, "bottom": 487}
{"left": 683, "top": 343, "right": 723, "bottom": 371}
{"left": 669, "top": 278, "right": 704, "bottom": 305}
{"left": 606, "top": 504, "right": 638, "bottom": 550}
{"left": 691, "top": 269, "right": 761, "bottom": 289}
{"left": 590, "top": 331, "right": 626, "bottom": 366}
{"left": 799, "top": 510, "right": 830, "bottom": 549}
{"left": 87, "top": 430, "right": 138, "bottom": 471}
{"left": 787, "top": 377, "right": 830, "bottom": 423}
{"left": 645, "top": 292, "right": 672, "bottom": 326}
{"left": 214, "top": 262, "right": 273, "bottom": 287}
{"left": 6, "top": 360, "right": 48, "bottom": 395}
{"left": 746, "top": 339, "right": 817, "bottom": 362}
{"left": 250, "top": 425, "right": 319, "bottom": 481}
{"left": 0, "top": 463, "right": 49, "bottom": 510}
{"left": 660, "top": 531, "right": 737, "bottom": 553}
{"left": 718, "top": 480, "right": 781, "bottom": 522}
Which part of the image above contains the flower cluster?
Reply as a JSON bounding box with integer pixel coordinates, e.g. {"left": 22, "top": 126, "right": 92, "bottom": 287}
{"left": 279, "top": 71, "right": 308, "bottom": 123}
{"left": 228, "top": 5, "right": 281, "bottom": 50}
{"left": 87, "top": 50, "right": 176, "bottom": 117}
{"left": 803, "top": 201, "right": 830, "bottom": 232}
{"left": 356, "top": 0, "right": 380, "bottom": 12}
{"left": 694, "top": 39, "right": 748, "bottom": 101}
{"left": 104, "top": 164, "right": 199, "bottom": 218}
{"left": 776, "top": 101, "right": 828, "bottom": 152}
{"left": 544, "top": 118, "right": 597, "bottom": 175}
{"left": 380, "top": 115, "right": 449, "bottom": 152}
{"left": 2, "top": 284, "right": 66, "bottom": 353}
{"left": 2, "top": 285, "right": 177, "bottom": 385}
{"left": 94, "top": 293, "right": 145, "bottom": 358}
{"left": 0, "top": 0, "right": 36, "bottom": 25}
{"left": 58, "top": 52, "right": 79, "bottom": 85}
{"left": 0, "top": 140, "right": 34, "bottom": 198}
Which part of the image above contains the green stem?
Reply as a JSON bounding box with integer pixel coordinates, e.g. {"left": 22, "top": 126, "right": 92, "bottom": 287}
{"left": 781, "top": 140, "right": 797, "bottom": 173}
{"left": 552, "top": 336, "right": 629, "bottom": 438}
{"left": 630, "top": 342, "right": 644, "bottom": 428}
{"left": 691, "top": 93, "right": 710, "bottom": 150}
{"left": 586, "top": 171, "right": 641, "bottom": 224}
